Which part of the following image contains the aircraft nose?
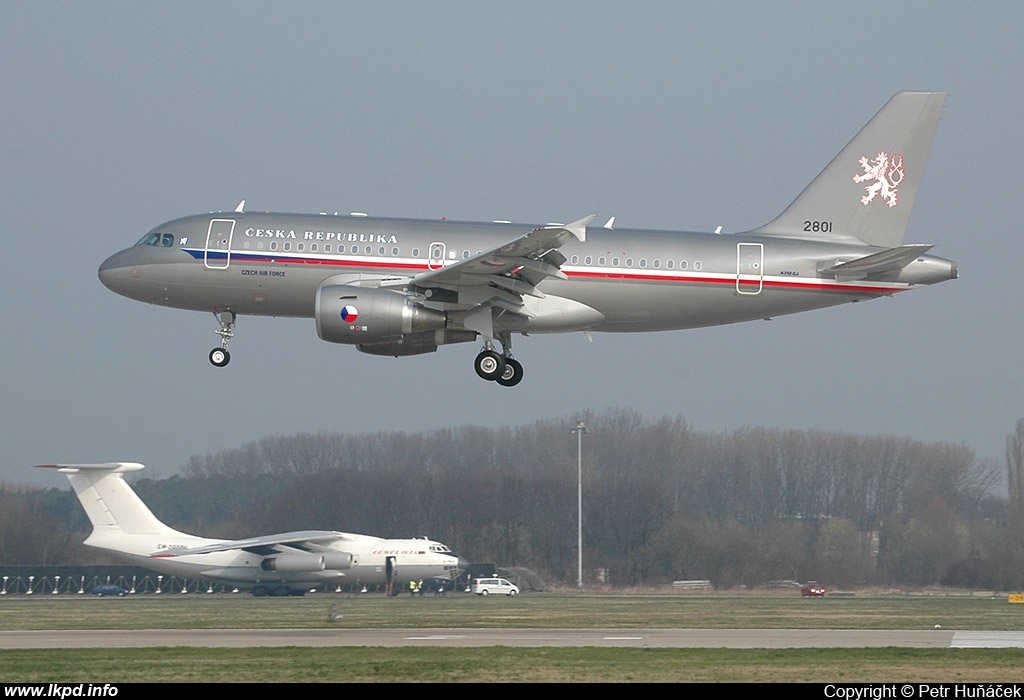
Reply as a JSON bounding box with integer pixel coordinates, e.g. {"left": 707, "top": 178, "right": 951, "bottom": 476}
{"left": 456, "top": 556, "right": 470, "bottom": 574}
{"left": 98, "top": 248, "right": 135, "bottom": 294}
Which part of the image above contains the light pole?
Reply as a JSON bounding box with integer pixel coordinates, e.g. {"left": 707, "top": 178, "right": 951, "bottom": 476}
{"left": 571, "top": 420, "right": 588, "bottom": 588}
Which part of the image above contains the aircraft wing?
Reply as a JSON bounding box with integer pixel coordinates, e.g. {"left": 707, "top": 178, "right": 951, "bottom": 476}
{"left": 410, "top": 215, "right": 594, "bottom": 315}
{"left": 150, "top": 530, "right": 356, "bottom": 558}
{"left": 820, "top": 244, "right": 935, "bottom": 281}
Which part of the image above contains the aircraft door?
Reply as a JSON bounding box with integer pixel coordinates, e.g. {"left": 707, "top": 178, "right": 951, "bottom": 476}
{"left": 736, "top": 242, "right": 764, "bottom": 295}
{"left": 427, "top": 242, "right": 446, "bottom": 270}
{"left": 204, "top": 219, "right": 236, "bottom": 270}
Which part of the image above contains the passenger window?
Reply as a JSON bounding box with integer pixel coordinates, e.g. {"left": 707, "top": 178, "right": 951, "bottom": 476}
{"left": 392, "top": 247, "right": 399, "bottom": 256}
{"left": 379, "top": 246, "right": 386, "bottom": 255}
{"left": 412, "top": 247, "right": 420, "bottom": 257}
{"left": 571, "top": 255, "right": 579, "bottom": 264}
{"left": 625, "top": 258, "right": 633, "bottom": 267}
{"left": 585, "top": 256, "right": 592, "bottom": 265}
{"left": 694, "top": 261, "right": 702, "bottom": 271}
{"left": 612, "top": 257, "right": 620, "bottom": 266}
{"left": 598, "top": 256, "right": 606, "bottom": 266}
{"left": 639, "top": 258, "right": 647, "bottom": 268}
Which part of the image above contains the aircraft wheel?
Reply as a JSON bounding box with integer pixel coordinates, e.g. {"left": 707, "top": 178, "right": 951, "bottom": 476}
{"left": 273, "top": 585, "right": 290, "bottom": 597}
{"left": 209, "top": 348, "right": 231, "bottom": 367}
{"left": 474, "top": 350, "right": 505, "bottom": 381}
{"left": 496, "top": 358, "right": 524, "bottom": 387}
{"left": 251, "top": 585, "right": 268, "bottom": 597}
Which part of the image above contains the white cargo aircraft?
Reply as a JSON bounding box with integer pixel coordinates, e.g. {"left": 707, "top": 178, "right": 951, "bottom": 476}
{"left": 99, "top": 92, "right": 955, "bottom": 386}
{"left": 38, "top": 462, "right": 467, "bottom": 596}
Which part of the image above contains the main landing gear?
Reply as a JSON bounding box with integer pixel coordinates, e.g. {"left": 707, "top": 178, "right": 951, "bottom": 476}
{"left": 474, "top": 332, "right": 524, "bottom": 387}
{"left": 209, "top": 310, "right": 235, "bottom": 367}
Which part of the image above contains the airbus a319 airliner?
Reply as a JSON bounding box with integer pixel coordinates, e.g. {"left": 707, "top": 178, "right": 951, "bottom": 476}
{"left": 99, "top": 92, "right": 956, "bottom": 386}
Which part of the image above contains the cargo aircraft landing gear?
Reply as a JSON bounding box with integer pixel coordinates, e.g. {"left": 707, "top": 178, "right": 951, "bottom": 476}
{"left": 474, "top": 332, "right": 524, "bottom": 387}
{"left": 209, "top": 310, "right": 235, "bottom": 367}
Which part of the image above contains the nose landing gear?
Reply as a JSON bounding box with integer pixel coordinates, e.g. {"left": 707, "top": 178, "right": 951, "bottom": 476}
{"left": 209, "top": 311, "right": 235, "bottom": 367}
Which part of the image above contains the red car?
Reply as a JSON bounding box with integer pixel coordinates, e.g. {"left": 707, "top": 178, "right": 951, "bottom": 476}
{"left": 801, "top": 581, "right": 826, "bottom": 597}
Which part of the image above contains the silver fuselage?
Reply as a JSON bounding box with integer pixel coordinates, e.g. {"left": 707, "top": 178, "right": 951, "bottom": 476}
{"left": 100, "top": 212, "right": 956, "bottom": 334}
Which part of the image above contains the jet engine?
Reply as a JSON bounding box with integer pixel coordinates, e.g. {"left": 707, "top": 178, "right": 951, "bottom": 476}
{"left": 316, "top": 285, "right": 447, "bottom": 346}
{"left": 260, "top": 554, "right": 327, "bottom": 573}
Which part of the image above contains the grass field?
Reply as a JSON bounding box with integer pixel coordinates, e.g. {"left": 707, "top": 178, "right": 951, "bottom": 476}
{"left": 3, "top": 591, "right": 1024, "bottom": 682}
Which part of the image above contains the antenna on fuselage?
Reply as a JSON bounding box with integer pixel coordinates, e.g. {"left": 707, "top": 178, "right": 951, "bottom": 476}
{"left": 235, "top": 200, "right": 246, "bottom": 213}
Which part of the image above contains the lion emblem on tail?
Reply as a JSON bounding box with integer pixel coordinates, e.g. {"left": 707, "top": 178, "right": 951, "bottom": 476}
{"left": 853, "top": 152, "right": 905, "bottom": 207}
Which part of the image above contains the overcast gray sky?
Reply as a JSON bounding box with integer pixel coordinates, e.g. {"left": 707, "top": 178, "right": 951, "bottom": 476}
{"left": 3, "top": 1, "right": 1022, "bottom": 486}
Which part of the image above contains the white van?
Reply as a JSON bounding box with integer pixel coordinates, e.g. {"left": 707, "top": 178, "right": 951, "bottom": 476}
{"left": 471, "top": 577, "right": 520, "bottom": 596}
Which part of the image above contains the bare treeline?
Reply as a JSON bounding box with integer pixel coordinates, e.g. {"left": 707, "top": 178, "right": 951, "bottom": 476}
{"left": 8, "top": 410, "right": 1017, "bottom": 588}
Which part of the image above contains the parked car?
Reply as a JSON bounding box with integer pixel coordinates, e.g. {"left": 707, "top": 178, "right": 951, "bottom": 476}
{"left": 91, "top": 583, "right": 129, "bottom": 597}
{"left": 471, "top": 577, "right": 519, "bottom": 596}
{"left": 801, "top": 581, "right": 826, "bottom": 597}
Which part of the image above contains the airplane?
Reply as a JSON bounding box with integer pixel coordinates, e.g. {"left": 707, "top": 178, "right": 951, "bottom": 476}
{"left": 98, "top": 91, "right": 956, "bottom": 386}
{"left": 37, "top": 462, "right": 468, "bottom": 596}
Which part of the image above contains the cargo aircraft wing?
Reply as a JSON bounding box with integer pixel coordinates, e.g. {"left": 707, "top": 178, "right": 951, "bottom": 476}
{"left": 150, "top": 530, "right": 355, "bottom": 557}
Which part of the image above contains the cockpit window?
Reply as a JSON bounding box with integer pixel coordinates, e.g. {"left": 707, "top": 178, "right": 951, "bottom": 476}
{"left": 135, "top": 232, "right": 176, "bottom": 247}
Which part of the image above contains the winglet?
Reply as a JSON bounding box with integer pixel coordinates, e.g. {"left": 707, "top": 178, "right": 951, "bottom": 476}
{"left": 564, "top": 215, "right": 595, "bottom": 243}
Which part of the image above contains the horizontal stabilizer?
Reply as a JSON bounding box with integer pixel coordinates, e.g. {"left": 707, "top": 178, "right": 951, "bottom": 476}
{"left": 820, "top": 244, "right": 934, "bottom": 280}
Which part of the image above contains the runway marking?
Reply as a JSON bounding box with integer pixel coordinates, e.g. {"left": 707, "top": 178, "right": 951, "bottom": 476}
{"left": 951, "top": 632, "right": 1024, "bottom": 648}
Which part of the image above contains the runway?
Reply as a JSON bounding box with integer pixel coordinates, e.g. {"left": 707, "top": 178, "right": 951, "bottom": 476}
{"left": 3, "top": 628, "right": 1023, "bottom": 649}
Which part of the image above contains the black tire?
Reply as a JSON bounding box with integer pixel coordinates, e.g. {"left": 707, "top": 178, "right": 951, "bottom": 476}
{"left": 508, "top": 589, "right": 517, "bottom": 596}
{"left": 480, "top": 589, "right": 489, "bottom": 596}
{"left": 209, "top": 348, "right": 230, "bottom": 367}
{"left": 496, "top": 358, "right": 524, "bottom": 387}
{"left": 474, "top": 350, "right": 505, "bottom": 381}
{"left": 251, "top": 585, "right": 268, "bottom": 597}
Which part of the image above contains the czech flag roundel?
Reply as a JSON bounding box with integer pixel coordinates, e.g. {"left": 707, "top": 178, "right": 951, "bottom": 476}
{"left": 340, "top": 305, "right": 358, "bottom": 323}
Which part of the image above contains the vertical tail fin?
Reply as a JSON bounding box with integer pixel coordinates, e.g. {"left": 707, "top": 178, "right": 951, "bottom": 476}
{"left": 36, "top": 462, "right": 182, "bottom": 537}
{"left": 752, "top": 91, "right": 946, "bottom": 247}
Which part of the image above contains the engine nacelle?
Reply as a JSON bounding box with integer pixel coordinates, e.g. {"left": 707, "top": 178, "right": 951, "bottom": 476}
{"left": 316, "top": 285, "right": 447, "bottom": 346}
{"left": 260, "top": 554, "right": 326, "bottom": 573}
{"left": 321, "top": 552, "right": 354, "bottom": 570}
